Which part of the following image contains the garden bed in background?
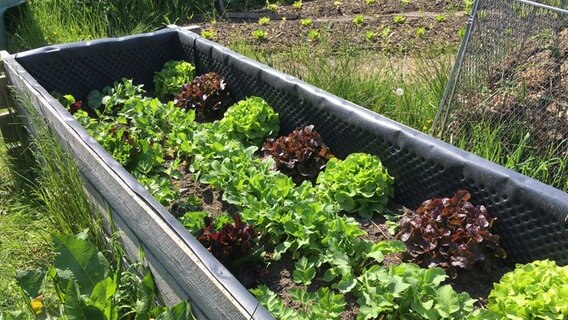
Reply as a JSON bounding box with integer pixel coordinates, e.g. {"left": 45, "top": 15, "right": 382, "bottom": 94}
{"left": 200, "top": 0, "right": 468, "bottom": 54}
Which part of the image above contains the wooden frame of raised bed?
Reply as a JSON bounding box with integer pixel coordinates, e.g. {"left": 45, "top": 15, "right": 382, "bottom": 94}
{"left": 3, "top": 26, "right": 568, "bottom": 319}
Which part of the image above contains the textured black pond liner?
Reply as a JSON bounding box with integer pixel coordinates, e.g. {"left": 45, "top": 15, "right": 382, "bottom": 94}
{"left": 4, "top": 26, "right": 568, "bottom": 319}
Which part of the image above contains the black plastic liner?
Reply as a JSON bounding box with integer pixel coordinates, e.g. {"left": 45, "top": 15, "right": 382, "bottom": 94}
{"left": 6, "top": 26, "right": 568, "bottom": 318}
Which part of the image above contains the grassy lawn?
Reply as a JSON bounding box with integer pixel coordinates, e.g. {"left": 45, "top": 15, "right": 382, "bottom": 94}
{"left": 0, "top": 127, "right": 51, "bottom": 316}
{"left": 0, "top": 98, "right": 107, "bottom": 314}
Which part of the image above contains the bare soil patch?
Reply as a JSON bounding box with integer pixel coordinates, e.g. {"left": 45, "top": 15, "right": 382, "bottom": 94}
{"left": 199, "top": 0, "right": 468, "bottom": 54}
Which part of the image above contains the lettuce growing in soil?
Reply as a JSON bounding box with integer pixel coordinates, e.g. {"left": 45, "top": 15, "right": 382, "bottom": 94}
{"left": 472, "top": 259, "right": 568, "bottom": 319}
{"left": 397, "top": 190, "right": 507, "bottom": 278}
{"left": 263, "top": 125, "right": 334, "bottom": 184}
{"left": 174, "top": 72, "right": 232, "bottom": 121}
{"left": 196, "top": 213, "right": 261, "bottom": 288}
{"left": 316, "top": 152, "right": 394, "bottom": 219}
{"left": 220, "top": 96, "right": 280, "bottom": 146}
{"left": 154, "top": 60, "right": 196, "bottom": 101}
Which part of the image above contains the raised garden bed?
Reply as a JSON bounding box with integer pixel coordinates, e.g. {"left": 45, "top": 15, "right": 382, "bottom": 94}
{"left": 4, "top": 26, "right": 568, "bottom": 319}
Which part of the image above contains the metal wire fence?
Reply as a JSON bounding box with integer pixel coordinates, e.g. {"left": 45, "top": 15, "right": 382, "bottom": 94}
{"left": 433, "top": 0, "right": 568, "bottom": 191}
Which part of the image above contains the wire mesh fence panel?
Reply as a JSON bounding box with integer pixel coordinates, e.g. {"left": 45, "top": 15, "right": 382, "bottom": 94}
{"left": 433, "top": 0, "right": 568, "bottom": 191}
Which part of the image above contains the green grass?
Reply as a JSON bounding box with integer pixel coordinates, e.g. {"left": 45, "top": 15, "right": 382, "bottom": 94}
{"left": 230, "top": 38, "right": 451, "bottom": 133}
{"left": 0, "top": 123, "right": 51, "bottom": 315}
{"left": 456, "top": 120, "right": 568, "bottom": 191}
{"left": 14, "top": 90, "right": 107, "bottom": 250}
{"left": 0, "top": 92, "right": 108, "bottom": 312}
{"left": 8, "top": 0, "right": 206, "bottom": 51}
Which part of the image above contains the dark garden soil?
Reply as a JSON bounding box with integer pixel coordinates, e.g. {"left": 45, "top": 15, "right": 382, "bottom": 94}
{"left": 169, "top": 168, "right": 239, "bottom": 218}
{"left": 198, "top": 0, "right": 469, "bottom": 54}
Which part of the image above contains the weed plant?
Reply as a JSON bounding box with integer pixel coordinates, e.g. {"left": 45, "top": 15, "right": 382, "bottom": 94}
{"left": 8, "top": 0, "right": 199, "bottom": 51}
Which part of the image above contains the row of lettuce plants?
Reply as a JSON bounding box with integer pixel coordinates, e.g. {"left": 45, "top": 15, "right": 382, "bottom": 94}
{"left": 58, "top": 61, "right": 567, "bottom": 319}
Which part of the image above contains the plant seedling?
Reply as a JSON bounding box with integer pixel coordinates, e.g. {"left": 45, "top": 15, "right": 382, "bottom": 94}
{"left": 415, "top": 27, "right": 426, "bottom": 38}
{"left": 366, "top": 0, "right": 377, "bottom": 4}
{"left": 353, "top": 15, "right": 365, "bottom": 27}
{"left": 293, "top": 256, "right": 317, "bottom": 285}
{"left": 252, "top": 29, "right": 267, "bottom": 41}
{"left": 365, "top": 30, "right": 377, "bottom": 42}
{"left": 267, "top": 2, "right": 279, "bottom": 12}
{"left": 393, "top": 14, "right": 406, "bottom": 24}
{"left": 259, "top": 16, "right": 270, "bottom": 25}
{"left": 201, "top": 28, "right": 216, "bottom": 40}
{"left": 300, "top": 18, "right": 313, "bottom": 27}
{"left": 435, "top": 14, "right": 446, "bottom": 22}
{"left": 293, "top": 0, "right": 302, "bottom": 9}
{"left": 308, "top": 29, "right": 321, "bottom": 42}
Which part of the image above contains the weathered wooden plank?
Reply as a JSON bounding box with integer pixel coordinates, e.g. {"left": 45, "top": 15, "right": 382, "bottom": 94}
{"left": 0, "top": 51, "right": 16, "bottom": 142}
